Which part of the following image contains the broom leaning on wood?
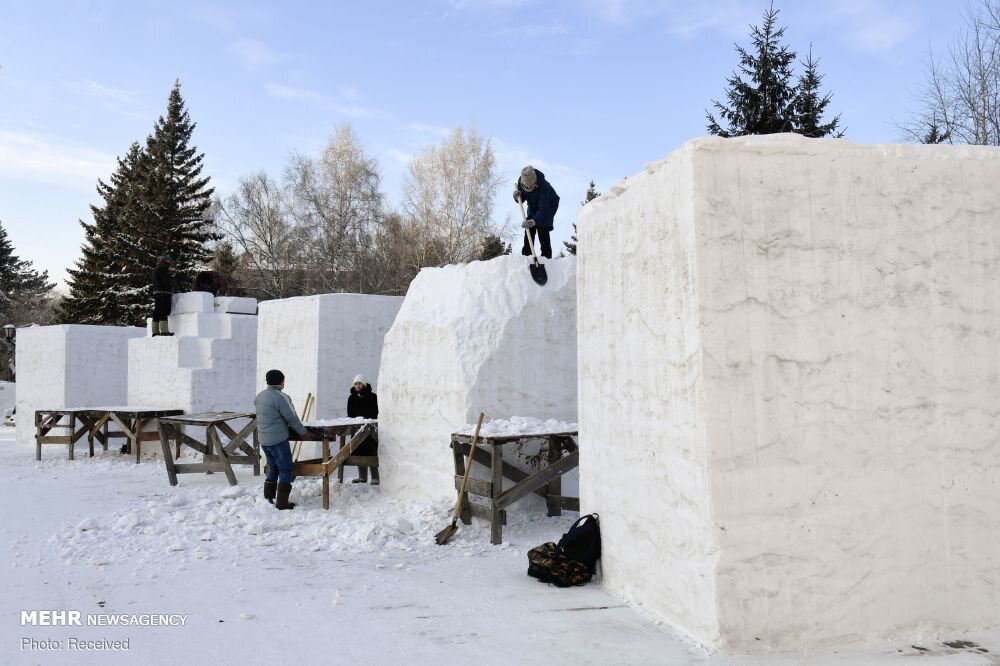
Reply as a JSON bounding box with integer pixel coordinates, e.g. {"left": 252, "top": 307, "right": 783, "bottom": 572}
{"left": 435, "top": 413, "right": 485, "bottom": 545}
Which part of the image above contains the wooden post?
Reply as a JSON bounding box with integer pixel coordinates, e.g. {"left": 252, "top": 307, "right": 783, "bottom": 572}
{"left": 337, "top": 433, "right": 346, "bottom": 483}
{"left": 322, "top": 437, "right": 331, "bottom": 510}
{"left": 490, "top": 441, "right": 503, "bottom": 545}
{"left": 252, "top": 428, "right": 260, "bottom": 476}
{"left": 546, "top": 436, "right": 563, "bottom": 517}
{"left": 102, "top": 419, "right": 109, "bottom": 452}
{"left": 451, "top": 439, "right": 472, "bottom": 525}
{"left": 67, "top": 414, "right": 75, "bottom": 461}
{"left": 134, "top": 416, "right": 143, "bottom": 464}
{"left": 159, "top": 422, "right": 179, "bottom": 486}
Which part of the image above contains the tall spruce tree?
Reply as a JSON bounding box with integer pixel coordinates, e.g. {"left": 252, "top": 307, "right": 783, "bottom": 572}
{"left": 793, "top": 48, "right": 842, "bottom": 138}
{"left": 62, "top": 142, "right": 146, "bottom": 324}
{"left": 63, "top": 81, "right": 216, "bottom": 326}
{"left": 0, "top": 219, "right": 54, "bottom": 324}
{"left": 706, "top": 3, "right": 841, "bottom": 139}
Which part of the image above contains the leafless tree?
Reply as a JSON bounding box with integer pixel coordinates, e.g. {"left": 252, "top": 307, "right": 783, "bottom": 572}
{"left": 286, "top": 123, "right": 384, "bottom": 293}
{"left": 900, "top": 0, "right": 1000, "bottom": 145}
{"left": 401, "top": 125, "right": 506, "bottom": 266}
{"left": 214, "top": 172, "right": 306, "bottom": 299}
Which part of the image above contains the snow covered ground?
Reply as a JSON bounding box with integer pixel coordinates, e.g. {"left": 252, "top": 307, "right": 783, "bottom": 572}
{"left": 1, "top": 427, "right": 996, "bottom": 665}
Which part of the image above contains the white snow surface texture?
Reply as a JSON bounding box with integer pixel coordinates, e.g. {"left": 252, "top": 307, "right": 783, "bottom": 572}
{"left": 378, "top": 254, "right": 577, "bottom": 503}
{"left": 15, "top": 325, "right": 145, "bottom": 446}
{"left": 576, "top": 134, "right": 1000, "bottom": 653}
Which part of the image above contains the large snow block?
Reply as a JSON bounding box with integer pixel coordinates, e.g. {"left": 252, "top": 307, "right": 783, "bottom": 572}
{"left": 215, "top": 297, "right": 257, "bottom": 315}
{"left": 378, "top": 255, "right": 577, "bottom": 503}
{"left": 256, "top": 294, "right": 403, "bottom": 421}
{"left": 172, "top": 292, "right": 214, "bottom": 314}
{"left": 129, "top": 295, "right": 258, "bottom": 417}
{"left": 14, "top": 325, "right": 146, "bottom": 446}
{"left": 576, "top": 134, "right": 1000, "bottom": 653}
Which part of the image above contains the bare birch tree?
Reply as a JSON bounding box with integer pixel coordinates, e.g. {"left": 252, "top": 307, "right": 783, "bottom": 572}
{"left": 214, "top": 172, "right": 305, "bottom": 299}
{"left": 401, "top": 125, "right": 505, "bottom": 266}
{"left": 286, "top": 123, "right": 384, "bottom": 292}
{"left": 901, "top": 0, "right": 1000, "bottom": 145}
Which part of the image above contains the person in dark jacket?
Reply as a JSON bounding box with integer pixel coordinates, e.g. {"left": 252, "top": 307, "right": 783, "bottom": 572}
{"left": 513, "top": 165, "right": 559, "bottom": 259}
{"left": 254, "top": 369, "right": 316, "bottom": 509}
{"left": 152, "top": 255, "right": 174, "bottom": 337}
{"left": 347, "top": 374, "right": 379, "bottom": 485}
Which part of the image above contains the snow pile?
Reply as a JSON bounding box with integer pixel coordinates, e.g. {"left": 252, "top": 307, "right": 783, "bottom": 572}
{"left": 0, "top": 381, "right": 14, "bottom": 421}
{"left": 304, "top": 417, "right": 377, "bottom": 428}
{"left": 38, "top": 458, "right": 557, "bottom": 571}
{"left": 128, "top": 293, "right": 258, "bottom": 425}
{"left": 457, "top": 416, "right": 577, "bottom": 438}
{"left": 377, "top": 255, "right": 578, "bottom": 504}
{"left": 577, "top": 134, "right": 1000, "bottom": 653}
{"left": 14, "top": 325, "right": 146, "bottom": 446}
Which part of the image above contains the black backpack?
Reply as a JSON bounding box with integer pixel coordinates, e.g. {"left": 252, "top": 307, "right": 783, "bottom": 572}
{"left": 526, "top": 514, "right": 602, "bottom": 587}
{"left": 557, "top": 513, "right": 601, "bottom": 574}
{"left": 527, "top": 543, "right": 592, "bottom": 587}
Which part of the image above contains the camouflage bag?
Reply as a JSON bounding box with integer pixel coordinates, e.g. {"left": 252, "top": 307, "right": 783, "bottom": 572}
{"left": 526, "top": 542, "right": 593, "bottom": 587}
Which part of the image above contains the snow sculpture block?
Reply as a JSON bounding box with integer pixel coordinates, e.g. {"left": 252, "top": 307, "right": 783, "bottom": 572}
{"left": 15, "top": 325, "right": 146, "bottom": 446}
{"left": 214, "top": 296, "right": 257, "bottom": 315}
{"left": 171, "top": 292, "right": 214, "bottom": 314}
{"left": 129, "top": 294, "right": 258, "bottom": 415}
{"left": 576, "top": 135, "right": 1000, "bottom": 653}
{"left": 378, "top": 255, "right": 577, "bottom": 502}
{"left": 256, "top": 294, "right": 403, "bottom": 425}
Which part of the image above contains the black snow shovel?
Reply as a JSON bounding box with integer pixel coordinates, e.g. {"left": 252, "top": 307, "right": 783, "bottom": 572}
{"left": 518, "top": 201, "right": 548, "bottom": 286}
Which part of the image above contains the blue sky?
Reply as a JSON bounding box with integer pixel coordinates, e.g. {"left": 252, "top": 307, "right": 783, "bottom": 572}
{"left": 0, "top": 0, "right": 965, "bottom": 287}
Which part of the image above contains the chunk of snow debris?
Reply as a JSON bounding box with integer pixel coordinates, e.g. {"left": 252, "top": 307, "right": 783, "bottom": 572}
{"left": 77, "top": 518, "right": 98, "bottom": 531}
{"left": 220, "top": 486, "right": 244, "bottom": 499}
{"left": 115, "top": 513, "right": 141, "bottom": 531}
{"left": 168, "top": 495, "right": 188, "bottom": 507}
{"left": 395, "top": 517, "right": 414, "bottom": 534}
{"left": 167, "top": 541, "right": 186, "bottom": 552}
{"left": 238, "top": 612, "right": 254, "bottom": 621}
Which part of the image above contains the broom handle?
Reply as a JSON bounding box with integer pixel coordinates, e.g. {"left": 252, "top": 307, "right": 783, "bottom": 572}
{"left": 451, "top": 413, "right": 485, "bottom": 523}
{"left": 518, "top": 201, "right": 541, "bottom": 266}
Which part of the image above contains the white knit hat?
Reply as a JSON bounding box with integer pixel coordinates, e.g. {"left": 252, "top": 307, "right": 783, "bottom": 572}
{"left": 352, "top": 374, "right": 366, "bottom": 386}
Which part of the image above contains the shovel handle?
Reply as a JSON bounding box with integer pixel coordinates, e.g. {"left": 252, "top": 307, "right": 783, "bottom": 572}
{"left": 451, "top": 413, "right": 485, "bottom": 523}
{"left": 518, "top": 201, "right": 541, "bottom": 266}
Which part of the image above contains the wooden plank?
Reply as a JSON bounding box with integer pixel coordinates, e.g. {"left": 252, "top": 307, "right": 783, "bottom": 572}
{"left": 337, "top": 434, "right": 346, "bottom": 484}
{"left": 294, "top": 463, "right": 328, "bottom": 476}
{"left": 209, "top": 425, "right": 239, "bottom": 486}
{"left": 159, "top": 423, "right": 179, "bottom": 486}
{"left": 134, "top": 417, "right": 144, "bottom": 464}
{"left": 490, "top": 443, "right": 503, "bottom": 545}
{"left": 321, "top": 425, "right": 374, "bottom": 476}
{"left": 38, "top": 436, "right": 73, "bottom": 444}
{"left": 219, "top": 419, "right": 256, "bottom": 456}
{"left": 454, "top": 476, "right": 493, "bottom": 498}
{"left": 453, "top": 442, "right": 548, "bottom": 500}
{"left": 173, "top": 463, "right": 222, "bottom": 474}
{"left": 495, "top": 450, "right": 580, "bottom": 511}
{"left": 546, "top": 436, "right": 562, "bottom": 517}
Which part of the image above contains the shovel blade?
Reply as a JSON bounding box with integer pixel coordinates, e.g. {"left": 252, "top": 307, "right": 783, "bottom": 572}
{"left": 435, "top": 523, "right": 458, "bottom": 545}
{"left": 529, "top": 263, "right": 548, "bottom": 286}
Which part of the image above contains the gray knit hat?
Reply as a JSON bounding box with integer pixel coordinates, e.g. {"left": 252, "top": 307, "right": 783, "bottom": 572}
{"left": 520, "top": 165, "right": 537, "bottom": 188}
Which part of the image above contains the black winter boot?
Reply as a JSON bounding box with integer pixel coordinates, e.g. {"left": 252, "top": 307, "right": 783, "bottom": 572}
{"left": 352, "top": 466, "right": 368, "bottom": 483}
{"left": 275, "top": 482, "right": 296, "bottom": 510}
{"left": 263, "top": 480, "right": 277, "bottom": 504}
{"left": 370, "top": 467, "right": 380, "bottom": 486}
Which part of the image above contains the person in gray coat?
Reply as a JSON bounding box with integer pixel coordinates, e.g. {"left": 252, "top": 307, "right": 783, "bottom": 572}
{"left": 254, "top": 369, "right": 314, "bottom": 509}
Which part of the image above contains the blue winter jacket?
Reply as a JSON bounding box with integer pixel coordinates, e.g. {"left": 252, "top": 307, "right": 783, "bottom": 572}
{"left": 254, "top": 387, "right": 307, "bottom": 446}
{"left": 517, "top": 169, "right": 560, "bottom": 230}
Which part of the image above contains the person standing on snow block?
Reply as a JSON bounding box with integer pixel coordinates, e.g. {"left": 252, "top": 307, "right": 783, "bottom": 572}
{"left": 513, "top": 165, "right": 559, "bottom": 259}
{"left": 151, "top": 255, "right": 174, "bottom": 337}
{"left": 347, "top": 374, "right": 379, "bottom": 486}
{"left": 255, "top": 369, "right": 315, "bottom": 510}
